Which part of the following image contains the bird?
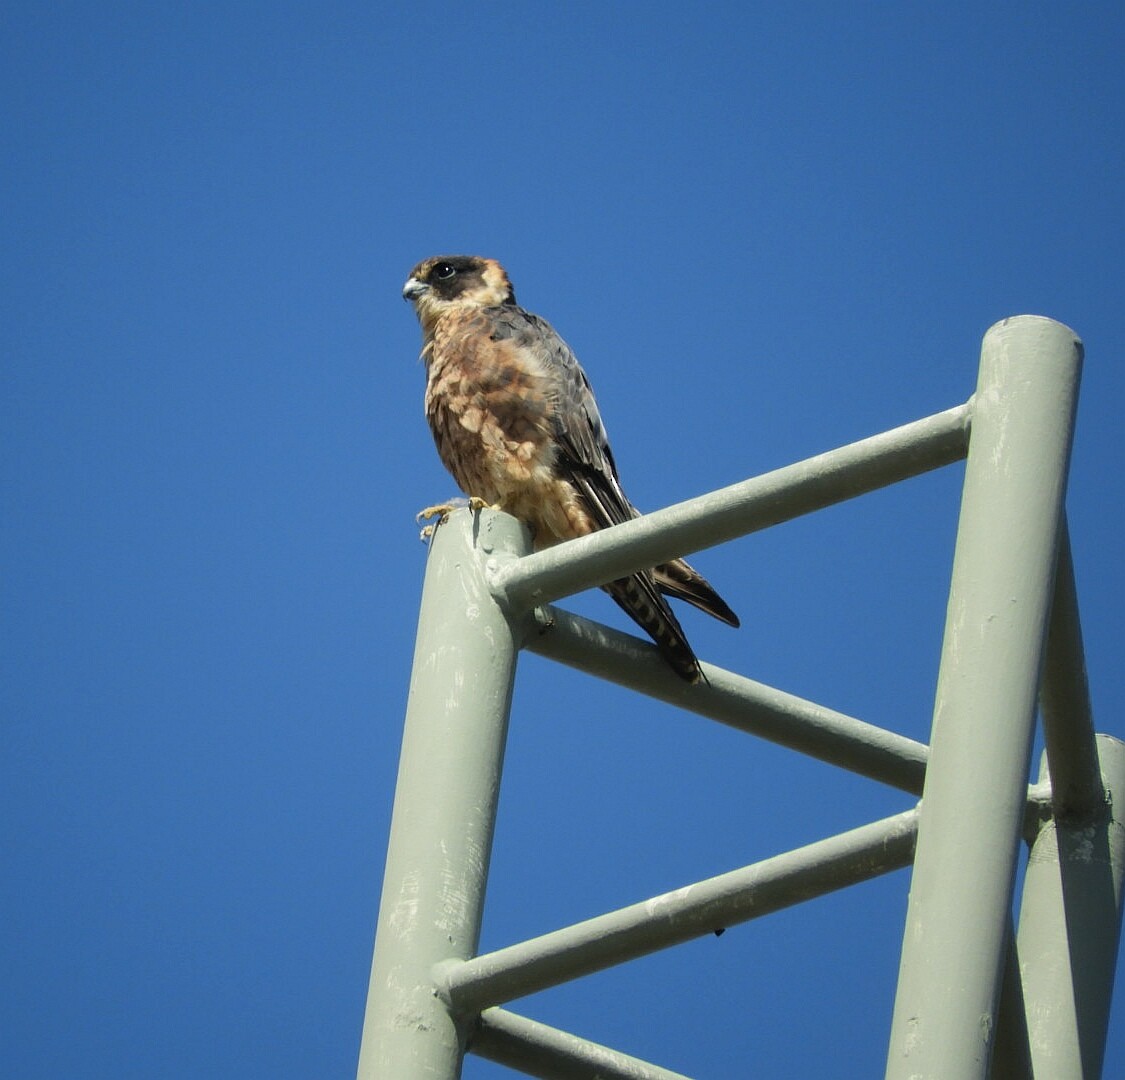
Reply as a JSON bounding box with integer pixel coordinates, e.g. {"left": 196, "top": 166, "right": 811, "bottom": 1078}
{"left": 402, "top": 255, "right": 739, "bottom": 682}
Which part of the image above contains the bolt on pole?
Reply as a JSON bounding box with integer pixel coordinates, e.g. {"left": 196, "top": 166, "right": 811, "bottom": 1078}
{"left": 357, "top": 509, "right": 530, "bottom": 1080}
{"left": 886, "top": 316, "right": 1084, "bottom": 1079}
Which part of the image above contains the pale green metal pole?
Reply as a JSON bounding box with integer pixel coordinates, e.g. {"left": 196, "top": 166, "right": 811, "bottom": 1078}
{"left": 356, "top": 509, "right": 530, "bottom": 1080}
{"left": 886, "top": 316, "right": 1083, "bottom": 1080}
{"left": 472, "top": 1008, "right": 695, "bottom": 1080}
{"left": 527, "top": 606, "right": 930, "bottom": 793}
{"left": 444, "top": 808, "right": 919, "bottom": 1013}
{"left": 488, "top": 403, "right": 970, "bottom": 614}
{"left": 1040, "top": 518, "right": 1105, "bottom": 819}
{"left": 1016, "top": 736, "right": 1125, "bottom": 1079}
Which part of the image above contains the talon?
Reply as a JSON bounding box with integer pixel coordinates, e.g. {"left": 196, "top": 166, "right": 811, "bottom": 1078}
{"left": 414, "top": 497, "right": 499, "bottom": 541}
{"left": 416, "top": 502, "right": 458, "bottom": 525}
{"left": 415, "top": 502, "right": 459, "bottom": 543}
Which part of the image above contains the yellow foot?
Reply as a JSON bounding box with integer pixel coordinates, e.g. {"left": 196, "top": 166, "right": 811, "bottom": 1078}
{"left": 415, "top": 497, "right": 500, "bottom": 541}
{"left": 416, "top": 501, "right": 456, "bottom": 541}
{"left": 416, "top": 502, "right": 458, "bottom": 524}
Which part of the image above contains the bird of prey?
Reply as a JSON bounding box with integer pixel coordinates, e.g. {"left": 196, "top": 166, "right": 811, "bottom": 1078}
{"left": 402, "top": 255, "right": 738, "bottom": 682}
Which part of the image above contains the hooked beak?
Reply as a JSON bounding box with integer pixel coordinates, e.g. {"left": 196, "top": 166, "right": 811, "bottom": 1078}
{"left": 402, "top": 277, "right": 428, "bottom": 302}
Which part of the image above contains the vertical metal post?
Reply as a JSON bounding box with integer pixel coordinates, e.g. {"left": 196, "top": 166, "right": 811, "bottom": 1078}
{"left": 989, "top": 928, "right": 1033, "bottom": 1080}
{"left": 357, "top": 509, "right": 530, "bottom": 1080}
{"left": 1040, "top": 518, "right": 1105, "bottom": 820}
{"left": 886, "top": 317, "right": 1083, "bottom": 1079}
{"left": 1016, "top": 736, "right": 1125, "bottom": 1079}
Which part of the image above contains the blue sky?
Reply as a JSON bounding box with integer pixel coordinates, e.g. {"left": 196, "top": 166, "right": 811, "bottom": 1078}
{"left": 4, "top": 3, "right": 1123, "bottom": 1077}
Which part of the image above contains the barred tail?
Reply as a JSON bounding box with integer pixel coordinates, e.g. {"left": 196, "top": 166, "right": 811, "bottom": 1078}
{"left": 653, "top": 558, "right": 740, "bottom": 627}
{"left": 603, "top": 572, "right": 703, "bottom": 683}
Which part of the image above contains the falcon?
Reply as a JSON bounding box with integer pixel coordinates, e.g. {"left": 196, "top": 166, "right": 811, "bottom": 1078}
{"left": 402, "top": 255, "right": 739, "bottom": 682}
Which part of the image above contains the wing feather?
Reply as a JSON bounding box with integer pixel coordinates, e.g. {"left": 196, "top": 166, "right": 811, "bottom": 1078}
{"left": 484, "top": 303, "right": 736, "bottom": 681}
{"left": 483, "top": 306, "right": 635, "bottom": 526}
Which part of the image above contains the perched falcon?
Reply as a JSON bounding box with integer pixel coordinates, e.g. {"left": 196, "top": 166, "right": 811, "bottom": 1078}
{"left": 402, "top": 255, "right": 739, "bottom": 682}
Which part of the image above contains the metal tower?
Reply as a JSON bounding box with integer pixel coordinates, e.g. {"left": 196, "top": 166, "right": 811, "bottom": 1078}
{"left": 357, "top": 316, "right": 1124, "bottom": 1079}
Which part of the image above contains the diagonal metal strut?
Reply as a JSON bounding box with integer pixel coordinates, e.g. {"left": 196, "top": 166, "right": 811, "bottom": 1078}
{"left": 442, "top": 808, "right": 918, "bottom": 1014}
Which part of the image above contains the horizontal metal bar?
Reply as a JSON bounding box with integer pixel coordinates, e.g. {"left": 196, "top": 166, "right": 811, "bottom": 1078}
{"left": 1039, "top": 515, "right": 1106, "bottom": 821}
{"left": 527, "top": 606, "right": 930, "bottom": 794}
{"left": 442, "top": 807, "right": 919, "bottom": 1013}
{"left": 489, "top": 402, "right": 971, "bottom": 613}
{"left": 471, "top": 1008, "right": 694, "bottom": 1080}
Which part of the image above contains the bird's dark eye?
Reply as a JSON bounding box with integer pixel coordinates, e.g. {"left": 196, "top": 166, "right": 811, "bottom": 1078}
{"left": 432, "top": 263, "right": 456, "bottom": 280}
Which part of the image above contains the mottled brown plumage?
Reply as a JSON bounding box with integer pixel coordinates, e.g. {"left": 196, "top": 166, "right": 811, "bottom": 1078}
{"left": 403, "top": 255, "right": 738, "bottom": 681}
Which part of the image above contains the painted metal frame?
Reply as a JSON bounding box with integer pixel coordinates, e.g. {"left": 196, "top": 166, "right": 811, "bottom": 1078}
{"left": 357, "top": 316, "right": 1124, "bottom": 1080}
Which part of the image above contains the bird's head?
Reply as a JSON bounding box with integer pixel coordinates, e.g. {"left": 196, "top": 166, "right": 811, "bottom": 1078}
{"left": 402, "top": 256, "right": 515, "bottom": 332}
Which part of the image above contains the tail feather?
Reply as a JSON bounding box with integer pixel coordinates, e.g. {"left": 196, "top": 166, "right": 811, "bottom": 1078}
{"left": 603, "top": 573, "right": 703, "bottom": 683}
{"left": 653, "top": 558, "right": 740, "bottom": 628}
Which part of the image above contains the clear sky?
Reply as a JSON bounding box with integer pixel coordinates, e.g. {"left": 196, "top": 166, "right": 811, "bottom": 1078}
{"left": 4, "top": 3, "right": 1123, "bottom": 1077}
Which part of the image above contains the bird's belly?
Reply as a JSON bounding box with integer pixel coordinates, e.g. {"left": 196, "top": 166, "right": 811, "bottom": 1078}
{"left": 427, "top": 397, "right": 593, "bottom": 545}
